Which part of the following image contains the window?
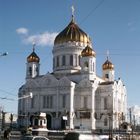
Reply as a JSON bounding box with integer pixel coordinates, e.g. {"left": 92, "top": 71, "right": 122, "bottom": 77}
{"left": 40, "top": 120, "right": 42, "bottom": 125}
{"left": 62, "top": 95, "right": 66, "bottom": 108}
{"left": 104, "top": 97, "right": 107, "bottom": 109}
{"left": 43, "top": 96, "right": 46, "bottom": 108}
{"left": 93, "top": 62, "right": 94, "bottom": 72}
{"left": 75, "top": 54, "right": 78, "bottom": 66}
{"left": 105, "top": 74, "right": 109, "bottom": 79}
{"left": 62, "top": 55, "right": 66, "bottom": 66}
{"left": 22, "top": 99, "right": 25, "bottom": 111}
{"left": 56, "top": 56, "right": 59, "bottom": 67}
{"left": 31, "top": 96, "right": 35, "bottom": 108}
{"left": 50, "top": 96, "right": 53, "bottom": 108}
{"left": 84, "top": 61, "right": 88, "bottom": 68}
{"left": 53, "top": 58, "right": 55, "bottom": 69}
{"left": 70, "top": 55, "right": 73, "bottom": 66}
{"left": 43, "top": 95, "right": 53, "bottom": 108}
{"left": 83, "top": 96, "right": 88, "bottom": 108}
{"left": 36, "top": 67, "right": 39, "bottom": 76}
{"left": 34, "top": 118, "right": 38, "bottom": 126}
{"left": 29, "top": 67, "right": 32, "bottom": 76}
{"left": 104, "top": 118, "right": 108, "bottom": 126}
{"left": 79, "top": 55, "right": 81, "bottom": 65}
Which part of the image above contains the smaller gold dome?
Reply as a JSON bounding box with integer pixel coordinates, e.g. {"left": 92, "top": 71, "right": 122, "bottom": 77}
{"left": 27, "top": 50, "right": 40, "bottom": 63}
{"left": 81, "top": 45, "right": 96, "bottom": 57}
{"left": 102, "top": 59, "right": 114, "bottom": 70}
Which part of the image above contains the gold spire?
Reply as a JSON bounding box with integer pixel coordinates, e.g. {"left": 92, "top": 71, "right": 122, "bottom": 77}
{"left": 71, "top": 5, "right": 75, "bottom": 22}
{"left": 107, "top": 50, "right": 109, "bottom": 60}
{"left": 32, "top": 41, "right": 36, "bottom": 52}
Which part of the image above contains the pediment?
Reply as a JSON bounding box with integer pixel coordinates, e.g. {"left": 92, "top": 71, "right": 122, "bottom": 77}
{"left": 76, "top": 79, "right": 93, "bottom": 88}
{"left": 25, "top": 79, "right": 39, "bottom": 88}
{"left": 41, "top": 73, "right": 58, "bottom": 87}
{"left": 58, "top": 76, "right": 73, "bottom": 87}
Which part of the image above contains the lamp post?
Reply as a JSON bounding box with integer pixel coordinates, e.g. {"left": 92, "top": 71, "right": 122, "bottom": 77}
{"left": 108, "top": 94, "right": 113, "bottom": 140}
{"left": 108, "top": 112, "right": 113, "bottom": 140}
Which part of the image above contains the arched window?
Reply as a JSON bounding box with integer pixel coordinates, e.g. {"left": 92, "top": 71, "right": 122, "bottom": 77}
{"left": 104, "top": 97, "right": 107, "bottom": 109}
{"left": 34, "top": 118, "right": 38, "bottom": 126}
{"left": 53, "top": 58, "right": 55, "bottom": 69}
{"left": 105, "top": 74, "right": 109, "bottom": 79}
{"left": 79, "top": 55, "right": 81, "bottom": 65}
{"left": 40, "top": 120, "right": 42, "bottom": 125}
{"left": 70, "top": 55, "right": 73, "bottom": 66}
{"left": 104, "top": 118, "right": 108, "bottom": 126}
{"left": 84, "top": 61, "right": 88, "bottom": 68}
{"left": 62, "top": 55, "right": 66, "bottom": 66}
{"left": 29, "top": 67, "right": 32, "bottom": 76}
{"left": 83, "top": 96, "right": 88, "bottom": 108}
{"left": 62, "top": 95, "right": 66, "bottom": 108}
{"left": 36, "top": 67, "right": 39, "bottom": 76}
{"left": 56, "top": 56, "right": 59, "bottom": 67}
{"left": 31, "top": 96, "right": 35, "bottom": 108}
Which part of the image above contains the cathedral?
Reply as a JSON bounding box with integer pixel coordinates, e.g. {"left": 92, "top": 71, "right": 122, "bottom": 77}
{"left": 18, "top": 12, "right": 127, "bottom": 131}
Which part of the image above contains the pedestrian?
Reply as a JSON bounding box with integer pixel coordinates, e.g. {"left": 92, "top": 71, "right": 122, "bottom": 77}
{"left": 4, "top": 130, "right": 8, "bottom": 139}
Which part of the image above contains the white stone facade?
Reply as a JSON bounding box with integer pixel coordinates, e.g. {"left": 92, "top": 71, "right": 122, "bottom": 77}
{"left": 18, "top": 17, "right": 127, "bottom": 131}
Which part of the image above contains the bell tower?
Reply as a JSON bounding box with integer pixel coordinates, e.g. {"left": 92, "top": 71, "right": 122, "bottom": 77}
{"left": 26, "top": 44, "right": 40, "bottom": 79}
{"left": 80, "top": 44, "right": 96, "bottom": 80}
{"left": 102, "top": 52, "right": 115, "bottom": 81}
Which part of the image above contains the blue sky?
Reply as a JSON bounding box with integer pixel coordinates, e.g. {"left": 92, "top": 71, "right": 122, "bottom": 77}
{"left": 0, "top": 0, "right": 140, "bottom": 114}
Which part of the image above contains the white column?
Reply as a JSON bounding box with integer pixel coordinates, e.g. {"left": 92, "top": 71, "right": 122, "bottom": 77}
{"left": 91, "top": 86, "right": 96, "bottom": 130}
{"left": 69, "top": 82, "right": 75, "bottom": 129}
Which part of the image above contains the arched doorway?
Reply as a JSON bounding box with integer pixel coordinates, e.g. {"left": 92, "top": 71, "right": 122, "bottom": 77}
{"left": 46, "top": 114, "right": 52, "bottom": 129}
{"left": 30, "top": 115, "right": 34, "bottom": 127}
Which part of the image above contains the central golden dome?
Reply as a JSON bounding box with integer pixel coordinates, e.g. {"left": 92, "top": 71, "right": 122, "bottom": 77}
{"left": 54, "top": 17, "right": 90, "bottom": 45}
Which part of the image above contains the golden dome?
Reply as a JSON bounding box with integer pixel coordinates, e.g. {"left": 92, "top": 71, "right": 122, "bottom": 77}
{"left": 27, "top": 49, "right": 40, "bottom": 63}
{"left": 102, "top": 59, "right": 114, "bottom": 70}
{"left": 81, "top": 45, "right": 96, "bottom": 57}
{"left": 54, "top": 17, "right": 90, "bottom": 45}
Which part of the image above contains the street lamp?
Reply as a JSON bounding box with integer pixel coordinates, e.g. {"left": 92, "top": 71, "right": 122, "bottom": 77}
{"left": 0, "top": 52, "right": 8, "bottom": 57}
{"left": 0, "top": 92, "right": 33, "bottom": 101}
{"left": 18, "top": 92, "right": 33, "bottom": 100}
